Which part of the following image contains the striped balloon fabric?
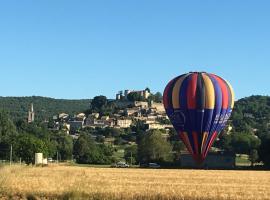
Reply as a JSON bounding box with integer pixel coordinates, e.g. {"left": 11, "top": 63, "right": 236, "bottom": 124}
{"left": 163, "top": 72, "right": 234, "bottom": 163}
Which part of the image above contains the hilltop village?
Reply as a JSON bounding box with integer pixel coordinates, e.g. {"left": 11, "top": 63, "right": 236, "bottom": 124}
{"left": 44, "top": 88, "right": 173, "bottom": 136}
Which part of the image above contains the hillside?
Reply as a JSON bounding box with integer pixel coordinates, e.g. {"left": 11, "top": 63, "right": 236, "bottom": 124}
{"left": 0, "top": 95, "right": 270, "bottom": 132}
{"left": 0, "top": 96, "right": 90, "bottom": 121}
{"left": 231, "top": 95, "right": 270, "bottom": 133}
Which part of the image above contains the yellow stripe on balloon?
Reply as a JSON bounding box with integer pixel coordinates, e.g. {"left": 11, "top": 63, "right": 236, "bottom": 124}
{"left": 202, "top": 74, "right": 215, "bottom": 109}
{"left": 201, "top": 132, "right": 208, "bottom": 153}
{"left": 225, "top": 80, "right": 235, "bottom": 109}
{"left": 172, "top": 74, "right": 189, "bottom": 109}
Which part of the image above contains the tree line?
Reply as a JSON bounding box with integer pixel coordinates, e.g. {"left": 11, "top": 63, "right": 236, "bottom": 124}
{"left": 0, "top": 95, "right": 270, "bottom": 168}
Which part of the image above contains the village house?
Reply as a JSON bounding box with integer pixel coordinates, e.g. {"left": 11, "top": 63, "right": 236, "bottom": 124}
{"left": 101, "top": 116, "right": 110, "bottom": 121}
{"left": 58, "top": 113, "right": 69, "bottom": 121}
{"left": 125, "top": 107, "right": 141, "bottom": 116}
{"left": 134, "top": 101, "right": 149, "bottom": 109}
{"left": 116, "top": 118, "right": 133, "bottom": 128}
{"left": 66, "top": 113, "right": 87, "bottom": 133}
{"left": 150, "top": 101, "right": 165, "bottom": 114}
{"left": 146, "top": 123, "right": 165, "bottom": 130}
{"left": 85, "top": 117, "right": 114, "bottom": 129}
{"left": 68, "top": 120, "right": 84, "bottom": 133}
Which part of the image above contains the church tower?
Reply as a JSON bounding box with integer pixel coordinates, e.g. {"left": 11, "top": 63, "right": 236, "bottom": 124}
{"left": 28, "top": 103, "right": 35, "bottom": 123}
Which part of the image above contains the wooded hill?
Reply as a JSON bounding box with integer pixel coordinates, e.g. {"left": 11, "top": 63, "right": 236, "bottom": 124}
{"left": 0, "top": 95, "right": 270, "bottom": 132}
{"left": 0, "top": 96, "right": 90, "bottom": 121}
{"left": 231, "top": 95, "right": 270, "bottom": 135}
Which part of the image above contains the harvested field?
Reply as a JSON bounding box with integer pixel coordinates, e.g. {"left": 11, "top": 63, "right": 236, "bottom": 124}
{"left": 0, "top": 165, "right": 270, "bottom": 200}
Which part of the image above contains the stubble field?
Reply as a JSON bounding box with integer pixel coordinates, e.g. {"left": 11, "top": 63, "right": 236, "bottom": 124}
{"left": 0, "top": 165, "right": 270, "bottom": 200}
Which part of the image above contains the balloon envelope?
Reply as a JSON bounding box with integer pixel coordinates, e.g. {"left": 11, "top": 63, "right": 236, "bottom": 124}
{"left": 163, "top": 72, "right": 234, "bottom": 163}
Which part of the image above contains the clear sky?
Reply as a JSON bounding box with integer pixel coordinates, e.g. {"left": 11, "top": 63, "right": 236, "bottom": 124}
{"left": 0, "top": 1, "right": 270, "bottom": 99}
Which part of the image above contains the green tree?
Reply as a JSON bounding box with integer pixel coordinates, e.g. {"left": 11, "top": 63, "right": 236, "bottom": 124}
{"left": 114, "top": 137, "right": 124, "bottom": 145}
{"left": 172, "top": 141, "right": 185, "bottom": 161}
{"left": 127, "top": 93, "right": 143, "bottom": 102}
{"left": 215, "top": 134, "right": 233, "bottom": 151}
{"left": 231, "top": 133, "right": 261, "bottom": 154}
{"left": 73, "top": 134, "right": 97, "bottom": 164}
{"left": 96, "top": 135, "right": 105, "bottom": 143}
{"left": 137, "top": 130, "right": 173, "bottom": 164}
{"left": 54, "top": 133, "right": 73, "bottom": 160}
{"left": 0, "top": 111, "right": 18, "bottom": 160}
{"left": 132, "top": 120, "right": 147, "bottom": 134}
{"left": 0, "top": 139, "right": 11, "bottom": 160}
{"left": 73, "top": 134, "right": 112, "bottom": 164}
{"left": 258, "top": 135, "right": 270, "bottom": 168}
{"left": 124, "top": 145, "right": 138, "bottom": 165}
{"left": 91, "top": 96, "right": 108, "bottom": 112}
{"left": 249, "top": 149, "right": 259, "bottom": 167}
{"left": 0, "top": 111, "right": 17, "bottom": 140}
{"left": 45, "top": 139, "right": 57, "bottom": 158}
{"left": 154, "top": 92, "right": 163, "bottom": 102}
{"left": 15, "top": 134, "right": 49, "bottom": 165}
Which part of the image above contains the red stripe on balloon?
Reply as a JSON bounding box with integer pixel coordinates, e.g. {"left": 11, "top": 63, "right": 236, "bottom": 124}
{"left": 163, "top": 78, "right": 176, "bottom": 109}
{"left": 203, "top": 132, "right": 218, "bottom": 158}
{"left": 180, "top": 132, "right": 194, "bottom": 155}
{"left": 187, "top": 73, "right": 198, "bottom": 109}
{"left": 210, "top": 74, "right": 229, "bottom": 109}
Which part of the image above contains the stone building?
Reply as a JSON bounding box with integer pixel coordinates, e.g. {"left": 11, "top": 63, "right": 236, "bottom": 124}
{"left": 28, "top": 103, "right": 35, "bottom": 123}
{"left": 116, "top": 89, "right": 151, "bottom": 100}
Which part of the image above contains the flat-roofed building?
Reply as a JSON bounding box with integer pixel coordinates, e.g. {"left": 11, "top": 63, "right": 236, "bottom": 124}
{"left": 116, "top": 119, "right": 132, "bottom": 128}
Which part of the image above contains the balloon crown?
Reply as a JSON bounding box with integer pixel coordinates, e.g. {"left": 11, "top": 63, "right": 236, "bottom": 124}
{"left": 189, "top": 71, "right": 207, "bottom": 73}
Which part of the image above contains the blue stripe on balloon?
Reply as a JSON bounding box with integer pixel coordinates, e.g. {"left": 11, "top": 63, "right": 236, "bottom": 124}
{"left": 167, "top": 76, "right": 183, "bottom": 109}
{"left": 166, "top": 108, "right": 186, "bottom": 132}
{"left": 203, "top": 109, "right": 214, "bottom": 132}
{"left": 187, "top": 131, "right": 196, "bottom": 154}
{"left": 203, "top": 74, "right": 223, "bottom": 154}
{"left": 179, "top": 74, "right": 190, "bottom": 110}
{"left": 188, "top": 109, "right": 197, "bottom": 132}
{"left": 207, "top": 74, "right": 223, "bottom": 135}
{"left": 215, "top": 109, "right": 227, "bottom": 133}
{"left": 217, "top": 108, "right": 232, "bottom": 134}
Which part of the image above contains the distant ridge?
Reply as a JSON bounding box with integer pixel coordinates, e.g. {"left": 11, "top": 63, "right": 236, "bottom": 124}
{"left": 0, "top": 96, "right": 90, "bottom": 121}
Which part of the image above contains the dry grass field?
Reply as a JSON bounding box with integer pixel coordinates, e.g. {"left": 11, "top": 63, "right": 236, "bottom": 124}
{"left": 0, "top": 165, "right": 270, "bottom": 200}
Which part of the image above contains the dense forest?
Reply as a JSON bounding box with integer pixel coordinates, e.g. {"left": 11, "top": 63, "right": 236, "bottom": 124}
{"left": 215, "top": 95, "right": 270, "bottom": 167}
{"left": 0, "top": 96, "right": 90, "bottom": 121}
{"left": 231, "top": 95, "right": 270, "bottom": 133}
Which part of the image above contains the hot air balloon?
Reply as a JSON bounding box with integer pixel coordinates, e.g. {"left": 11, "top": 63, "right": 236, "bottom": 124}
{"left": 163, "top": 72, "right": 234, "bottom": 163}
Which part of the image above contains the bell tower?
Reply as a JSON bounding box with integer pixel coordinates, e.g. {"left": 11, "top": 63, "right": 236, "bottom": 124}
{"left": 28, "top": 103, "right": 35, "bottom": 123}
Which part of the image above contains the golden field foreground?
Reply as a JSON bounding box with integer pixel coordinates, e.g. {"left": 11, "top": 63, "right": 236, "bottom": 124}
{"left": 0, "top": 165, "right": 270, "bottom": 200}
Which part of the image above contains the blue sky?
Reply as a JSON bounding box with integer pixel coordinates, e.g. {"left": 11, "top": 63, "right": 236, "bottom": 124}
{"left": 0, "top": 1, "right": 270, "bottom": 99}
